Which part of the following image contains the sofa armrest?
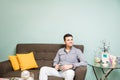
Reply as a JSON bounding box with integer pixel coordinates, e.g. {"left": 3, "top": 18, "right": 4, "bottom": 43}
{"left": 0, "top": 60, "right": 13, "bottom": 77}
{"left": 74, "top": 66, "right": 87, "bottom": 80}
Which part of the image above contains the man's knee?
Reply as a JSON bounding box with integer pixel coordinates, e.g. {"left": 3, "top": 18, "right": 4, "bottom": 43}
{"left": 65, "top": 70, "right": 75, "bottom": 77}
{"left": 40, "top": 66, "right": 49, "bottom": 73}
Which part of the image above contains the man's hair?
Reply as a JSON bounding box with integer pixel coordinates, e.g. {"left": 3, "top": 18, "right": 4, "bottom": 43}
{"left": 63, "top": 33, "right": 73, "bottom": 41}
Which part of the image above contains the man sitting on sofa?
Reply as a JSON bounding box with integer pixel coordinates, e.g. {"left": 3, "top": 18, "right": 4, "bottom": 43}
{"left": 39, "top": 33, "right": 87, "bottom": 80}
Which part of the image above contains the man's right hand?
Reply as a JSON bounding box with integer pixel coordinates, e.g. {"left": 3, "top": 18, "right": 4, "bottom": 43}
{"left": 55, "top": 64, "right": 59, "bottom": 70}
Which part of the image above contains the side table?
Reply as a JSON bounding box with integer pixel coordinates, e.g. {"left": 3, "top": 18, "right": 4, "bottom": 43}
{"left": 88, "top": 62, "right": 120, "bottom": 80}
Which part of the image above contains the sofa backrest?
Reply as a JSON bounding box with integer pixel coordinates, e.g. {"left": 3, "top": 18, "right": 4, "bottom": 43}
{"left": 16, "top": 44, "right": 84, "bottom": 69}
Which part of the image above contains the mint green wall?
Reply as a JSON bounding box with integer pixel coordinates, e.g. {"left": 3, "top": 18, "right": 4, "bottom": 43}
{"left": 0, "top": 0, "right": 120, "bottom": 80}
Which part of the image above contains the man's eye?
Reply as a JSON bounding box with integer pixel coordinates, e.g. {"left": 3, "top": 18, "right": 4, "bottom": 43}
{"left": 67, "top": 40, "right": 70, "bottom": 41}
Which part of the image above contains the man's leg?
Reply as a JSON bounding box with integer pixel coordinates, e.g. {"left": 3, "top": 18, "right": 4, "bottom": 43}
{"left": 39, "top": 66, "right": 62, "bottom": 80}
{"left": 61, "top": 69, "right": 75, "bottom": 80}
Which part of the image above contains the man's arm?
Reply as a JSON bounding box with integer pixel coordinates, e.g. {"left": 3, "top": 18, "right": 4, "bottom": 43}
{"left": 73, "top": 49, "right": 87, "bottom": 69}
{"left": 53, "top": 50, "right": 60, "bottom": 70}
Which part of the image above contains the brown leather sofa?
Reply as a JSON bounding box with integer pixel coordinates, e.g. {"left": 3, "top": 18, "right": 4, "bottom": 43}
{"left": 0, "top": 44, "right": 87, "bottom": 80}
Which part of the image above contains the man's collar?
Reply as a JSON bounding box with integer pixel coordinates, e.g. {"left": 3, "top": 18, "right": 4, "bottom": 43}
{"left": 64, "top": 46, "right": 73, "bottom": 52}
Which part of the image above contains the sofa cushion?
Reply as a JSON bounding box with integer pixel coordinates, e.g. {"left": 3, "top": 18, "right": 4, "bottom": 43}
{"left": 16, "top": 52, "right": 38, "bottom": 70}
{"left": 34, "top": 51, "right": 56, "bottom": 60}
{"left": 36, "top": 60, "right": 53, "bottom": 68}
{"left": 9, "top": 56, "right": 20, "bottom": 71}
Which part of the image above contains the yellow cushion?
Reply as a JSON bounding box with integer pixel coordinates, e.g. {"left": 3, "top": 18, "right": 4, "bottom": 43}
{"left": 16, "top": 52, "right": 38, "bottom": 70}
{"left": 9, "top": 56, "right": 20, "bottom": 70}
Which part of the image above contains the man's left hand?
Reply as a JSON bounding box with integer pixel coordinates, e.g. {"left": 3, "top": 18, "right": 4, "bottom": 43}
{"left": 60, "top": 64, "right": 73, "bottom": 71}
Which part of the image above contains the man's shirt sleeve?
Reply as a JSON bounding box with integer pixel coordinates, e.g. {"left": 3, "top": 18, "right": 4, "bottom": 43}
{"left": 72, "top": 49, "right": 87, "bottom": 69}
{"left": 53, "top": 50, "right": 60, "bottom": 66}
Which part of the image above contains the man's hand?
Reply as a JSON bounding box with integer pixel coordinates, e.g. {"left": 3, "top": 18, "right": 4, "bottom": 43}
{"left": 54, "top": 64, "right": 59, "bottom": 70}
{"left": 60, "top": 64, "right": 73, "bottom": 71}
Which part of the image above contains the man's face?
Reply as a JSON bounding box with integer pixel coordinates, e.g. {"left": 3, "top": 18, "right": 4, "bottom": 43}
{"left": 64, "top": 36, "right": 73, "bottom": 47}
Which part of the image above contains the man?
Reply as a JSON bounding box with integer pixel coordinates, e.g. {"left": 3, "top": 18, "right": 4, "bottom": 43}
{"left": 39, "top": 33, "right": 87, "bottom": 80}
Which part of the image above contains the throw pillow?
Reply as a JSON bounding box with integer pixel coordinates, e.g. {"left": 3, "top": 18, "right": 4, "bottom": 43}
{"left": 9, "top": 56, "right": 20, "bottom": 70}
{"left": 16, "top": 52, "right": 38, "bottom": 70}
